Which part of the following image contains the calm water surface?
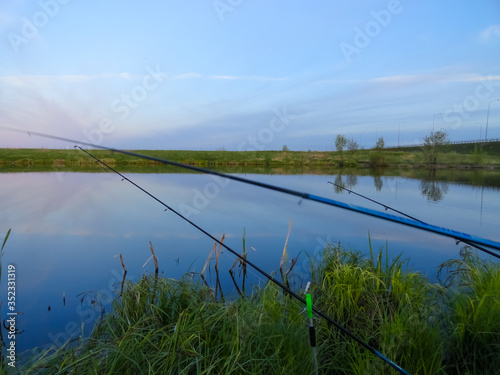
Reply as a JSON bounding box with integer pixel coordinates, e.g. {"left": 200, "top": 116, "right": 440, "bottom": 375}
{"left": 1, "top": 168, "right": 499, "bottom": 354}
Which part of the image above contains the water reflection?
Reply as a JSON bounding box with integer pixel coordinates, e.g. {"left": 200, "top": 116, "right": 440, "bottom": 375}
{"left": 419, "top": 170, "right": 450, "bottom": 202}
{"left": 1, "top": 169, "right": 500, "bottom": 354}
{"left": 331, "top": 169, "right": 453, "bottom": 203}
{"left": 374, "top": 175, "right": 383, "bottom": 191}
{"left": 332, "top": 171, "right": 384, "bottom": 193}
{"left": 331, "top": 172, "right": 358, "bottom": 193}
{"left": 346, "top": 174, "right": 358, "bottom": 189}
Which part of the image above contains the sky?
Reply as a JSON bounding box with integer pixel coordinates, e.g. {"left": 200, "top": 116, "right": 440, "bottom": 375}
{"left": 0, "top": 0, "right": 499, "bottom": 150}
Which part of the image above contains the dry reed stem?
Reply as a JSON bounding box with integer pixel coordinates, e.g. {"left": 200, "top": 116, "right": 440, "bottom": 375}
{"left": 149, "top": 242, "right": 159, "bottom": 304}
{"left": 229, "top": 268, "right": 243, "bottom": 296}
{"left": 280, "top": 219, "right": 293, "bottom": 284}
{"left": 119, "top": 254, "right": 128, "bottom": 295}
{"left": 201, "top": 241, "right": 218, "bottom": 288}
{"left": 149, "top": 241, "right": 159, "bottom": 278}
{"left": 119, "top": 254, "right": 127, "bottom": 273}
{"left": 229, "top": 256, "right": 244, "bottom": 296}
{"left": 215, "top": 235, "right": 225, "bottom": 301}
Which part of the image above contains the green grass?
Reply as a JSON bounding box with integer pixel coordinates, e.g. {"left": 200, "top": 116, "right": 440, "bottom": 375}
{"left": 16, "top": 242, "right": 500, "bottom": 375}
{"left": 392, "top": 140, "right": 500, "bottom": 157}
{"left": 2, "top": 142, "right": 500, "bottom": 172}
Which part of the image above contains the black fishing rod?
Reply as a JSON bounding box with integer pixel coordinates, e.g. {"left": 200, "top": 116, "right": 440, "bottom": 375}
{"left": 328, "top": 181, "right": 500, "bottom": 260}
{"left": 76, "top": 146, "right": 411, "bottom": 375}
{"left": 2, "top": 126, "right": 500, "bottom": 253}
{"left": 328, "top": 182, "right": 423, "bottom": 223}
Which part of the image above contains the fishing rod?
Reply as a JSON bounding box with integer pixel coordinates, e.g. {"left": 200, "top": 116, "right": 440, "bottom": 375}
{"left": 328, "top": 182, "right": 423, "bottom": 223}
{"left": 328, "top": 181, "right": 500, "bottom": 260}
{"left": 76, "top": 146, "right": 411, "bottom": 375}
{"left": 2, "top": 126, "right": 500, "bottom": 253}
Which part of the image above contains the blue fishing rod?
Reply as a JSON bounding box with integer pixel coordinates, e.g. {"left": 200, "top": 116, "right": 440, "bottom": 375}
{"left": 328, "top": 181, "right": 500, "bottom": 260}
{"left": 2, "top": 126, "right": 500, "bottom": 253}
{"left": 76, "top": 146, "right": 411, "bottom": 374}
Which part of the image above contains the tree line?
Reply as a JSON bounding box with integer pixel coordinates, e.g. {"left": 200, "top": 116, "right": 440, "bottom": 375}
{"left": 334, "top": 130, "right": 451, "bottom": 165}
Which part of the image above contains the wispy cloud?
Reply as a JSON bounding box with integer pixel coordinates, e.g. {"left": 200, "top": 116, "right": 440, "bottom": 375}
{"left": 210, "top": 75, "right": 286, "bottom": 82}
{"left": 315, "top": 72, "right": 500, "bottom": 87}
{"left": 0, "top": 73, "right": 124, "bottom": 87}
{"left": 0, "top": 72, "right": 288, "bottom": 87}
{"left": 480, "top": 24, "right": 500, "bottom": 41}
{"left": 370, "top": 73, "right": 500, "bottom": 85}
{"left": 172, "top": 72, "right": 202, "bottom": 79}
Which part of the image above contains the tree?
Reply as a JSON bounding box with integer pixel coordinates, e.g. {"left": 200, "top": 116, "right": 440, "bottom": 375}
{"left": 347, "top": 138, "right": 359, "bottom": 152}
{"left": 282, "top": 144, "right": 290, "bottom": 151}
{"left": 471, "top": 144, "right": 485, "bottom": 166}
{"left": 423, "top": 130, "right": 449, "bottom": 165}
{"left": 335, "top": 134, "right": 347, "bottom": 155}
{"left": 370, "top": 137, "right": 386, "bottom": 166}
{"left": 375, "top": 137, "right": 385, "bottom": 150}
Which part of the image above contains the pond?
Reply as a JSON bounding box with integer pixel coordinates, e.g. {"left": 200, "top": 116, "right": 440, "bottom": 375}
{"left": 1, "top": 167, "right": 500, "bottom": 355}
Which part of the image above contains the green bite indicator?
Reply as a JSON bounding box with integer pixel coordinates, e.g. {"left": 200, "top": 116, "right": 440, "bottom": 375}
{"left": 306, "top": 293, "right": 318, "bottom": 375}
{"left": 306, "top": 293, "right": 313, "bottom": 319}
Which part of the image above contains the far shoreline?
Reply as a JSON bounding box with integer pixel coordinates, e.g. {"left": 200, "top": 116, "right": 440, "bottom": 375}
{"left": 1, "top": 142, "right": 500, "bottom": 171}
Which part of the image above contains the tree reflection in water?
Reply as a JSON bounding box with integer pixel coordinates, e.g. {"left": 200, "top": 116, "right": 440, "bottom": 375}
{"left": 332, "top": 173, "right": 358, "bottom": 193}
{"left": 420, "top": 170, "right": 449, "bottom": 202}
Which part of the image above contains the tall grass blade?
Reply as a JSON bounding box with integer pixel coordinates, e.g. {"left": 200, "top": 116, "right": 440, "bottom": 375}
{"left": 1, "top": 228, "right": 11, "bottom": 253}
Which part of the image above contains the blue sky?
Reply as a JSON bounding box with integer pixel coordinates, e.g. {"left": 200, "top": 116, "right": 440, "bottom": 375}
{"left": 1, "top": 0, "right": 499, "bottom": 150}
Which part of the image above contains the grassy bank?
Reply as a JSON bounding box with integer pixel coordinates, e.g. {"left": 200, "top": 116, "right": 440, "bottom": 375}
{"left": 17, "top": 244, "right": 500, "bottom": 374}
{"left": 1, "top": 142, "right": 500, "bottom": 171}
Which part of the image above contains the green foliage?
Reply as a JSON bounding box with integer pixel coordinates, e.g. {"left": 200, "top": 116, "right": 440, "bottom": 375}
{"left": 335, "top": 134, "right": 348, "bottom": 155}
{"left": 375, "top": 137, "right": 385, "bottom": 150}
{"left": 423, "top": 130, "right": 450, "bottom": 165}
{"left": 347, "top": 139, "right": 359, "bottom": 152}
{"left": 18, "top": 243, "right": 500, "bottom": 374}
{"left": 438, "top": 246, "right": 500, "bottom": 374}
{"left": 310, "top": 241, "right": 444, "bottom": 374}
{"left": 23, "top": 275, "right": 312, "bottom": 374}
{"left": 471, "top": 145, "right": 485, "bottom": 165}
{"left": 1, "top": 144, "right": 500, "bottom": 171}
{"left": 367, "top": 138, "right": 387, "bottom": 167}
{"left": 369, "top": 150, "right": 387, "bottom": 167}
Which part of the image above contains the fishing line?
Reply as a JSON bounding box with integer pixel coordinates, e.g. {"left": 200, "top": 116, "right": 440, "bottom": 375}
{"left": 328, "top": 181, "right": 500, "bottom": 260}
{"left": 2, "top": 126, "right": 499, "bottom": 253}
{"left": 328, "top": 182, "right": 423, "bottom": 222}
{"left": 76, "top": 146, "right": 411, "bottom": 375}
